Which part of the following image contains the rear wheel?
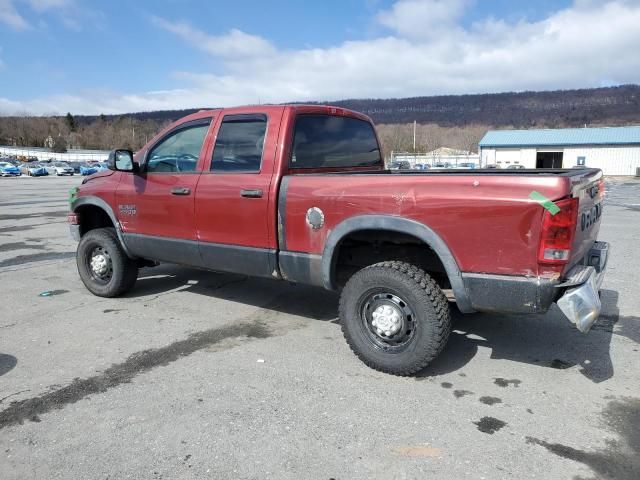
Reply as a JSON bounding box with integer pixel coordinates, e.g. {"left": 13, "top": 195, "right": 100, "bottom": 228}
{"left": 339, "top": 261, "right": 451, "bottom": 376}
{"left": 77, "top": 228, "right": 138, "bottom": 297}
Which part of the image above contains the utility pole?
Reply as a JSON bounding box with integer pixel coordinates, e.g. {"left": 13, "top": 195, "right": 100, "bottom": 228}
{"left": 413, "top": 120, "right": 416, "bottom": 152}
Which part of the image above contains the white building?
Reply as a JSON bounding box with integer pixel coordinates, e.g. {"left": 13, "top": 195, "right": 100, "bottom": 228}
{"left": 479, "top": 126, "right": 640, "bottom": 175}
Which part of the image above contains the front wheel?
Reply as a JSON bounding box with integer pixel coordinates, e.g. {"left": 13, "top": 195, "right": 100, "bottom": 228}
{"left": 76, "top": 227, "right": 138, "bottom": 297}
{"left": 339, "top": 261, "right": 451, "bottom": 376}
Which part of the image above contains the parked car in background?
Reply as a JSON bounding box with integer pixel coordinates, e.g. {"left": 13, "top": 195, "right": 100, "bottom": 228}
{"left": 456, "top": 162, "right": 476, "bottom": 169}
{"left": 389, "top": 160, "right": 411, "bottom": 170}
{"left": 0, "top": 161, "right": 21, "bottom": 176}
{"left": 415, "top": 164, "right": 430, "bottom": 170}
{"left": 507, "top": 164, "right": 526, "bottom": 169}
{"left": 44, "top": 162, "right": 75, "bottom": 176}
{"left": 19, "top": 162, "right": 48, "bottom": 176}
{"left": 68, "top": 161, "right": 83, "bottom": 173}
{"left": 79, "top": 163, "right": 99, "bottom": 176}
{"left": 432, "top": 162, "right": 453, "bottom": 169}
{"left": 95, "top": 162, "right": 109, "bottom": 172}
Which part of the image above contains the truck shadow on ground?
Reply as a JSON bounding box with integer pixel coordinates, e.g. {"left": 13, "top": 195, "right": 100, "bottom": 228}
{"left": 131, "top": 266, "right": 629, "bottom": 383}
{"left": 420, "top": 289, "right": 627, "bottom": 383}
{"left": 130, "top": 265, "right": 340, "bottom": 322}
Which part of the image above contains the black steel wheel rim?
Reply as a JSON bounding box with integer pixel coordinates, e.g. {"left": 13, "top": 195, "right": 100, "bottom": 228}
{"left": 358, "top": 290, "right": 416, "bottom": 353}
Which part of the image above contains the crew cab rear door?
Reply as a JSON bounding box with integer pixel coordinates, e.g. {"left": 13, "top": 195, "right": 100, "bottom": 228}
{"left": 194, "top": 110, "right": 284, "bottom": 277}
{"left": 116, "top": 117, "right": 214, "bottom": 265}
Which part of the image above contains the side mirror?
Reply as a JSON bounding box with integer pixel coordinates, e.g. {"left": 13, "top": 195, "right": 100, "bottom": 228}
{"left": 108, "top": 149, "right": 138, "bottom": 172}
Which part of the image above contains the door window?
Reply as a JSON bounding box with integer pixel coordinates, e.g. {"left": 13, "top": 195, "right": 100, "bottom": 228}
{"left": 211, "top": 115, "right": 267, "bottom": 173}
{"left": 146, "top": 121, "right": 211, "bottom": 173}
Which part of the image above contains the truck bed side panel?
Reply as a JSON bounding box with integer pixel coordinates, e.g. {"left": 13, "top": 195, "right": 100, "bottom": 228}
{"left": 282, "top": 174, "right": 571, "bottom": 277}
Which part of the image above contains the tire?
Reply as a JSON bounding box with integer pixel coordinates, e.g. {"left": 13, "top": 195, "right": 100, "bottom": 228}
{"left": 339, "top": 261, "right": 451, "bottom": 376}
{"left": 76, "top": 227, "right": 138, "bottom": 297}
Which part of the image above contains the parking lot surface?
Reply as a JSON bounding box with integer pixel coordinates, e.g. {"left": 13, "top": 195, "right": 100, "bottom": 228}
{"left": 0, "top": 175, "right": 639, "bottom": 479}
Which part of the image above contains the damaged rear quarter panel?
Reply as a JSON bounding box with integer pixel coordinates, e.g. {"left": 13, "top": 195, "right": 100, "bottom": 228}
{"left": 283, "top": 173, "right": 569, "bottom": 277}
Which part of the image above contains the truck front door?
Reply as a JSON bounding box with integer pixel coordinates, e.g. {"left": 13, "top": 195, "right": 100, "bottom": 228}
{"left": 116, "top": 117, "right": 214, "bottom": 265}
{"left": 194, "top": 112, "right": 281, "bottom": 278}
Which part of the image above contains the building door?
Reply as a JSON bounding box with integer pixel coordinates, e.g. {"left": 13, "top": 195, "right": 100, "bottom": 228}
{"left": 536, "top": 151, "right": 563, "bottom": 168}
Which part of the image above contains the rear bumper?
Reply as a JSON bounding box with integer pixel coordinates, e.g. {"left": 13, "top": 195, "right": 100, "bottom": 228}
{"left": 556, "top": 241, "right": 609, "bottom": 332}
{"left": 461, "top": 241, "right": 609, "bottom": 332}
{"left": 461, "top": 273, "right": 557, "bottom": 314}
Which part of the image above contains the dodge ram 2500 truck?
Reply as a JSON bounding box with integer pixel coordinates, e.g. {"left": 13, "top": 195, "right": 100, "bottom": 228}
{"left": 68, "top": 105, "right": 609, "bottom": 375}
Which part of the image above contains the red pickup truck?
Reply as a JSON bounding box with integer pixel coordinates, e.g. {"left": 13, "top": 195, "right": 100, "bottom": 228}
{"left": 69, "top": 105, "right": 609, "bottom": 375}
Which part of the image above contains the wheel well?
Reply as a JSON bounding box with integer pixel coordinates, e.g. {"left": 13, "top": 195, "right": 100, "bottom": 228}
{"left": 75, "top": 205, "right": 115, "bottom": 236}
{"left": 332, "top": 229, "right": 450, "bottom": 289}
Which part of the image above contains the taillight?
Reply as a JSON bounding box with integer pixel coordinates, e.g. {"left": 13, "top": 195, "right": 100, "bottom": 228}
{"left": 538, "top": 197, "right": 578, "bottom": 264}
{"left": 67, "top": 213, "right": 79, "bottom": 225}
{"left": 598, "top": 178, "right": 605, "bottom": 200}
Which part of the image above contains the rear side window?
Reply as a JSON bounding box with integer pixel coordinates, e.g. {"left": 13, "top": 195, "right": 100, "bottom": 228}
{"left": 290, "top": 115, "right": 381, "bottom": 169}
{"left": 211, "top": 114, "right": 267, "bottom": 173}
{"left": 147, "top": 120, "right": 211, "bottom": 173}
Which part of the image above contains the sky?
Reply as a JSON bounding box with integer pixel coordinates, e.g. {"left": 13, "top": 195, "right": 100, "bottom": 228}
{"left": 0, "top": 0, "right": 639, "bottom": 115}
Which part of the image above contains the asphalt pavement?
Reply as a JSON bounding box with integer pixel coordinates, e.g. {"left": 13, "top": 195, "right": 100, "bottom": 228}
{"left": 0, "top": 175, "right": 638, "bottom": 480}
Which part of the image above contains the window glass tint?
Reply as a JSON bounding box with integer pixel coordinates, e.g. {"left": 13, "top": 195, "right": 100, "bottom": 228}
{"left": 211, "top": 116, "right": 267, "bottom": 172}
{"left": 290, "top": 115, "right": 381, "bottom": 169}
{"left": 147, "top": 121, "right": 210, "bottom": 173}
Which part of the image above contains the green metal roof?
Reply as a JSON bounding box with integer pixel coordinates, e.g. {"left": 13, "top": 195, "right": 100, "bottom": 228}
{"left": 479, "top": 126, "right": 640, "bottom": 148}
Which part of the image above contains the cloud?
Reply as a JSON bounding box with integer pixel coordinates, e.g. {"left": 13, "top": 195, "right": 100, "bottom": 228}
{"left": 0, "top": 0, "right": 97, "bottom": 32}
{"left": 151, "top": 16, "right": 277, "bottom": 58}
{"left": 376, "top": 0, "right": 468, "bottom": 38}
{"left": 26, "top": 0, "right": 73, "bottom": 11}
{"left": 0, "top": 0, "right": 30, "bottom": 30}
{"left": 2, "top": 0, "right": 640, "bottom": 115}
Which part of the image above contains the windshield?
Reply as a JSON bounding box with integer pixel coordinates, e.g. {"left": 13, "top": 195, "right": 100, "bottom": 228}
{"left": 54, "top": 162, "right": 69, "bottom": 167}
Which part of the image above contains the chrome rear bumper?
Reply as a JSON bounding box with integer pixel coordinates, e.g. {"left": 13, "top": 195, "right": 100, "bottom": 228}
{"left": 556, "top": 241, "right": 609, "bottom": 333}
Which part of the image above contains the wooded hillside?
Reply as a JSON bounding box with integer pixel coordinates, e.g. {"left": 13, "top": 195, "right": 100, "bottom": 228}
{"left": 1, "top": 85, "right": 638, "bottom": 155}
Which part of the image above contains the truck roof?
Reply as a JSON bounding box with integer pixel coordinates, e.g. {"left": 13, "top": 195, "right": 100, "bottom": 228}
{"left": 176, "top": 104, "right": 373, "bottom": 125}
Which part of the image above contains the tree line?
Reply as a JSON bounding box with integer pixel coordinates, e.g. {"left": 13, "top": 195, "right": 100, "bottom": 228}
{"left": 1, "top": 84, "right": 638, "bottom": 157}
{"left": 0, "top": 113, "right": 168, "bottom": 153}
{"left": 332, "top": 84, "right": 640, "bottom": 127}
{"left": 0, "top": 112, "right": 487, "bottom": 158}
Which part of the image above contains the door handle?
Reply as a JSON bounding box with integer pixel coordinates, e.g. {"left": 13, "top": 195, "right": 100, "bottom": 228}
{"left": 240, "top": 189, "right": 263, "bottom": 198}
{"left": 171, "top": 187, "right": 191, "bottom": 196}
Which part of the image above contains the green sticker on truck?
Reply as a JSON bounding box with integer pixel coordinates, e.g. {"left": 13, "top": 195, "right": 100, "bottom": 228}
{"left": 529, "top": 191, "right": 560, "bottom": 215}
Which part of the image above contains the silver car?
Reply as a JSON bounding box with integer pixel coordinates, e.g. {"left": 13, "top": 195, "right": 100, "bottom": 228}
{"left": 45, "top": 162, "right": 75, "bottom": 176}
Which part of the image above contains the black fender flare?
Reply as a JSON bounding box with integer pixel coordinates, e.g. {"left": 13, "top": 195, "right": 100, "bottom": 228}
{"left": 71, "top": 196, "right": 136, "bottom": 259}
{"left": 321, "top": 215, "right": 474, "bottom": 313}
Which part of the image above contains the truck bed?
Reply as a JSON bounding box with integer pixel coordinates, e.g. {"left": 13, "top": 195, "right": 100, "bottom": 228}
{"left": 281, "top": 167, "right": 602, "bottom": 279}
{"left": 293, "top": 168, "right": 600, "bottom": 176}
